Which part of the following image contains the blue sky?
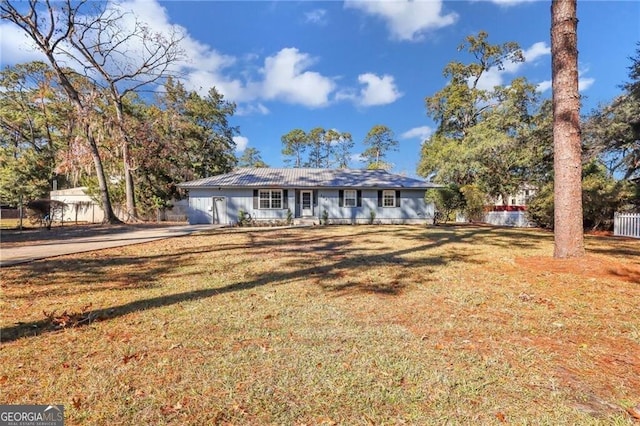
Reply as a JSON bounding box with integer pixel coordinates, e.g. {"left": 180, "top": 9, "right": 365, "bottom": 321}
{"left": 1, "top": 0, "right": 638, "bottom": 177}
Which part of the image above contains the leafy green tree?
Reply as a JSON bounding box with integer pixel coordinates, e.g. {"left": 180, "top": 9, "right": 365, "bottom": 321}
{"left": 584, "top": 43, "right": 640, "bottom": 180}
{"left": 459, "top": 184, "right": 487, "bottom": 222}
{"left": 238, "top": 147, "right": 268, "bottom": 168}
{"left": 362, "top": 124, "right": 397, "bottom": 169}
{"left": 582, "top": 161, "right": 635, "bottom": 230}
{"left": 526, "top": 161, "right": 635, "bottom": 231}
{"left": 525, "top": 183, "right": 554, "bottom": 229}
{"left": 419, "top": 31, "right": 539, "bottom": 202}
{"left": 63, "top": 1, "right": 184, "bottom": 221}
{"left": 0, "top": 62, "right": 77, "bottom": 205}
{"left": 425, "top": 184, "right": 465, "bottom": 224}
{"left": 112, "top": 78, "right": 238, "bottom": 218}
{"left": 281, "top": 129, "right": 308, "bottom": 168}
{"left": 425, "top": 31, "right": 523, "bottom": 141}
{"left": 1, "top": 1, "right": 120, "bottom": 223}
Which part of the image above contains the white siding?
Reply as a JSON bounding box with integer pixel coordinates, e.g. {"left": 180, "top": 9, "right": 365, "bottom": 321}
{"left": 187, "top": 187, "right": 434, "bottom": 225}
{"left": 319, "top": 189, "right": 433, "bottom": 224}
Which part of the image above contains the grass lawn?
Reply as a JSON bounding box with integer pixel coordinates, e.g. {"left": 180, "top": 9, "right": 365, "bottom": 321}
{"left": 1, "top": 225, "right": 639, "bottom": 425}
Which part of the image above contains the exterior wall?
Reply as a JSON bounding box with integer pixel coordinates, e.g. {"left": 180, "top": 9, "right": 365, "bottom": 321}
{"left": 492, "top": 186, "right": 536, "bottom": 207}
{"left": 317, "top": 189, "right": 433, "bottom": 224}
{"left": 50, "top": 189, "right": 105, "bottom": 223}
{"left": 187, "top": 187, "right": 434, "bottom": 225}
{"left": 187, "top": 188, "right": 294, "bottom": 225}
{"left": 484, "top": 211, "right": 534, "bottom": 227}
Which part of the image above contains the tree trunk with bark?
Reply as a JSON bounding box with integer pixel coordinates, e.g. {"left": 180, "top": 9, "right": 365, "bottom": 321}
{"left": 1, "top": 0, "right": 121, "bottom": 224}
{"left": 551, "top": 0, "right": 585, "bottom": 258}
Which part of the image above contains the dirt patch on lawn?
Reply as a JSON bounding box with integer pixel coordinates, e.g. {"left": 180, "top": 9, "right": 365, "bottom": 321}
{"left": 516, "top": 255, "right": 640, "bottom": 284}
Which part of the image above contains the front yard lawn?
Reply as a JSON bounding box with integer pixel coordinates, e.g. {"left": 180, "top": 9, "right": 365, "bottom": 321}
{"left": 1, "top": 225, "right": 638, "bottom": 424}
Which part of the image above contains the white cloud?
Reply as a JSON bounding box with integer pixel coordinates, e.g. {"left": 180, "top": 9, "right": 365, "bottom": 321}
{"left": 305, "top": 9, "right": 328, "bottom": 26}
{"left": 474, "top": 41, "right": 550, "bottom": 91}
{"left": 0, "top": 23, "right": 46, "bottom": 65}
{"left": 401, "top": 126, "right": 433, "bottom": 141}
{"left": 536, "top": 80, "right": 552, "bottom": 93}
{"left": 101, "top": 3, "right": 339, "bottom": 109}
{"left": 233, "top": 136, "right": 249, "bottom": 152}
{"left": 260, "top": 48, "right": 336, "bottom": 108}
{"left": 357, "top": 73, "right": 403, "bottom": 106}
{"left": 579, "top": 76, "right": 595, "bottom": 92}
{"left": 236, "top": 103, "right": 270, "bottom": 116}
{"left": 535, "top": 70, "right": 595, "bottom": 94}
{"left": 336, "top": 73, "right": 403, "bottom": 107}
{"left": 344, "top": 0, "right": 457, "bottom": 42}
{"left": 1, "top": 0, "right": 401, "bottom": 113}
{"left": 523, "top": 42, "right": 551, "bottom": 63}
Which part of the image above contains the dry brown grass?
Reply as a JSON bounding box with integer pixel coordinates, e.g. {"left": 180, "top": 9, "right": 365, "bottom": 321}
{"left": 1, "top": 225, "right": 639, "bottom": 425}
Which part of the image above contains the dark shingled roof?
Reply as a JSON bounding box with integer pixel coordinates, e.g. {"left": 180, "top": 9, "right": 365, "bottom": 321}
{"left": 178, "top": 168, "right": 438, "bottom": 189}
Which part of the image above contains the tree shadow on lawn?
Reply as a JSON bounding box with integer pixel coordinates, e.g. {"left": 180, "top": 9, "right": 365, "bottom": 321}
{"left": 585, "top": 235, "right": 640, "bottom": 263}
{"left": 0, "top": 225, "right": 528, "bottom": 343}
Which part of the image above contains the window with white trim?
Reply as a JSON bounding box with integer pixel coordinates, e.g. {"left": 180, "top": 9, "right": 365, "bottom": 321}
{"left": 259, "top": 189, "right": 283, "bottom": 209}
{"left": 343, "top": 189, "right": 357, "bottom": 207}
{"left": 383, "top": 190, "right": 396, "bottom": 207}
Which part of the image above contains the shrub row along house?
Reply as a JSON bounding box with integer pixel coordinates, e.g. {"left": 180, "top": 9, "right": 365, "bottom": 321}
{"left": 178, "top": 168, "right": 439, "bottom": 225}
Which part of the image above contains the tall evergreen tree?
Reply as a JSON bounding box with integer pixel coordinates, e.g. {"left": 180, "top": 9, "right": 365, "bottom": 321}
{"left": 362, "top": 125, "right": 397, "bottom": 170}
{"left": 281, "top": 129, "right": 308, "bottom": 168}
{"left": 551, "top": 0, "right": 584, "bottom": 258}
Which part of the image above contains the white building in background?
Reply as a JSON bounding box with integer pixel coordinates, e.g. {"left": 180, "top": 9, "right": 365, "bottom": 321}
{"left": 491, "top": 186, "right": 536, "bottom": 208}
{"left": 485, "top": 185, "right": 537, "bottom": 227}
{"left": 50, "top": 187, "right": 106, "bottom": 223}
{"left": 50, "top": 187, "right": 188, "bottom": 223}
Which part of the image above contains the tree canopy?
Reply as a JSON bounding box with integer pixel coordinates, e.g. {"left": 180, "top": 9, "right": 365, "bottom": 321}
{"left": 418, "top": 31, "right": 540, "bottom": 203}
{"left": 362, "top": 124, "right": 398, "bottom": 170}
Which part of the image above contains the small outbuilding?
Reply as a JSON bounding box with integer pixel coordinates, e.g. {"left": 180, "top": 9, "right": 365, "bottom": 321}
{"left": 50, "top": 187, "right": 106, "bottom": 223}
{"left": 178, "top": 168, "right": 438, "bottom": 225}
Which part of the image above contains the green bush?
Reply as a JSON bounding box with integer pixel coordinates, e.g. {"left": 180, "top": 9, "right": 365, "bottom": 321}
{"left": 237, "top": 209, "right": 252, "bottom": 227}
{"left": 526, "top": 161, "right": 635, "bottom": 230}
{"left": 425, "top": 184, "right": 465, "bottom": 224}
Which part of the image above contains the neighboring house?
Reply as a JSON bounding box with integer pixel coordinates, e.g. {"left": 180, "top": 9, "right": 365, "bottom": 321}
{"left": 490, "top": 185, "right": 537, "bottom": 210}
{"left": 50, "top": 187, "right": 107, "bottom": 223}
{"left": 484, "top": 186, "right": 537, "bottom": 227}
{"left": 177, "top": 168, "right": 439, "bottom": 225}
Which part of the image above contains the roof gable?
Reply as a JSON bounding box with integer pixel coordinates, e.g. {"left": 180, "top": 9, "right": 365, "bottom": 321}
{"left": 178, "top": 168, "right": 438, "bottom": 189}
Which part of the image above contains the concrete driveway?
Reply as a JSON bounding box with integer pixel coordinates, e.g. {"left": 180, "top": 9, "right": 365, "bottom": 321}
{"left": 0, "top": 224, "right": 219, "bottom": 267}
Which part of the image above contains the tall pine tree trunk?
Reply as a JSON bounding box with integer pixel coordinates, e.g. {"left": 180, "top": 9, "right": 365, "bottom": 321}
{"left": 551, "top": 0, "right": 584, "bottom": 258}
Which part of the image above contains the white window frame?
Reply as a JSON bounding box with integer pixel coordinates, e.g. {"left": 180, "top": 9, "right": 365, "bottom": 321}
{"left": 382, "top": 190, "right": 396, "bottom": 208}
{"left": 343, "top": 189, "right": 357, "bottom": 207}
{"left": 258, "top": 189, "right": 283, "bottom": 209}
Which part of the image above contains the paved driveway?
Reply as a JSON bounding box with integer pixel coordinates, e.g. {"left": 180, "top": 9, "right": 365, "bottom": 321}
{"left": 0, "top": 224, "right": 218, "bottom": 267}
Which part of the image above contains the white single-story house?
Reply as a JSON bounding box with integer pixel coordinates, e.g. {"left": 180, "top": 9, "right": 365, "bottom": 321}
{"left": 178, "top": 168, "right": 439, "bottom": 225}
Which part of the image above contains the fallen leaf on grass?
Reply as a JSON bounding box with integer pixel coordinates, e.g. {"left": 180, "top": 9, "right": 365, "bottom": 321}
{"left": 627, "top": 404, "right": 640, "bottom": 420}
{"left": 72, "top": 397, "right": 81, "bottom": 409}
{"left": 496, "top": 412, "right": 507, "bottom": 423}
{"left": 160, "top": 402, "right": 183, "bottom": 416}
{"left": 122, "top": 352, "right": 145, "bottom": 364}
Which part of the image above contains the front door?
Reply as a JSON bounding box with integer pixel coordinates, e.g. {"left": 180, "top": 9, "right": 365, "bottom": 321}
{"left": 301, "top": 190, "right": 313, "bottom": 217}
{"left": 212, "top": 197, "right": 226, "bottom": 224}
